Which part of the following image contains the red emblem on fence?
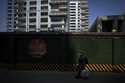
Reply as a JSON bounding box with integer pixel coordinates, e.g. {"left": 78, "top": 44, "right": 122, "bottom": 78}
{"left": 29, "top": 39, "right": 47, "bottom": 58}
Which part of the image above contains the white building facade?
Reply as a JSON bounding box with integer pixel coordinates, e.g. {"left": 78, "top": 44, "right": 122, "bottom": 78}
{"left": 7, "top": 0, "right": 89, "bottom": 32}
{"left": 69, "top": 0, "right": 89, "bottom": 32}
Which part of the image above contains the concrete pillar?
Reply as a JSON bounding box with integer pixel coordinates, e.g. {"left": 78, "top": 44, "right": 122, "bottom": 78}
{"left": 112, "top": 19, "right": 118, "bottom": 32}
{"left": 97, "top": 17, "right": 102, "bottom": 32}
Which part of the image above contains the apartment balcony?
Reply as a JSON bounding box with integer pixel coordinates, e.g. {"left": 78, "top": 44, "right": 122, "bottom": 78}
{"left": 8, "top": 27, "right": 17, "bottom": 30}
{"left": 81, "top": 9, "right": 89, "bottom": 13}
{"left": 18, "top": 23, "right": 26, "bottom": 26}
{"left": 29, "top": 10, "right": 37, "bottom": 13}
{"left": 41, "top": 9, "right": 48, "bottom": 12}
{"left": 80, "top": 2, "right": 88, "bottom": 6}
{"left": 29, "top": 16, "right": 36, "bottom": 19}
{"left": 81, "top": 12, "right": 89, "bottom": 15}
{"left": 41, "top": 4, "right": 48, "bottom": 7}
{"left": 18, "top": 17, "right": 26, "bottom": 20}
{"left": 49, "top": 11, "right": 67, "bottom": 17}
{"left": 41, "top": 16, "right": 48, "bottom": 18}
{"left": 81, "top": 24, "right": 89, "bottom": 27}
{"left": 81, "top": 5, "right": 88, "bottom": 8}
{"left": 81, "top": 18, "right": 88, "bottom": 21}
{"left": 40, "top": 28, "right": 48, "bottom": 31}
{"left": 59, "top": 6, "right": 67, "bottom": 10}
{"left": 50, "top": 27, "right": 65, "bottom": 31}
{"left": 29, "top": 28, "right": 36, "bottom": 31}
{"left": 29, "top": 23, "right": 36, "bottom": 25}
{"left": 18, "top": 10, "right": 26, "bottom": 13}
{"left": 51, "top": 21, "right": 65, "bottom": 25}
{"left": 81, "top": 17, "right": 88, "bottom": 21}
{"left": 16, "top": 28, "right": 26, "bottom": 31}
{"left": 29, "top": 5, "right": 37, "bottom": 8}
{"left": 81, "top": 14, "right": 89, "bottom": 18}
{"left": 49, "top": 0, "right": 67, "bottom": 4}
{"left": 81, "top": 15, "right": 88, "bottom": 18}
{"left": 81, "top": 9, "right": 89, "bottom": 12}
{"left": 18, "top": 24, "right": 26, "bottom": 28}
{"left": 41, "top": 22, "right": 48, "bottom": 25}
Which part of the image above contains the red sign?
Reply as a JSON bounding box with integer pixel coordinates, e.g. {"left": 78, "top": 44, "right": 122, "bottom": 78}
{"left": 29, "top": 39, "right": 47, "bottom": 58}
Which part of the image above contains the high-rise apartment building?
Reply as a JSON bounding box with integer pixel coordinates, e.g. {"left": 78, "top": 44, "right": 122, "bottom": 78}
{"left": 69, "top": 0, "right": 89, "bottom": 32}
{"left": 7, "top": 0, "right": 89, "bottom": 32}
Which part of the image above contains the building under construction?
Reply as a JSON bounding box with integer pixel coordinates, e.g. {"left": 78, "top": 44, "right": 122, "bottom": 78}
{"left": 89, "top": 15, "right": 125, "bottom": 32}
{"left": 7, "top": 0, "right": 89, "bottom": 32}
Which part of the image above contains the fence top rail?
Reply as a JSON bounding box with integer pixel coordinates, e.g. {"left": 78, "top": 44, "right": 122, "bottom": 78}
{"left": 0, "top": 32, "right": 125, "bottom": 38}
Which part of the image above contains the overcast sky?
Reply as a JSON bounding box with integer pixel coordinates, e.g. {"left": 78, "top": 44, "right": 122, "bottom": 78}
{"left": 0, "top": 0, "right": 125, "bottom": 32}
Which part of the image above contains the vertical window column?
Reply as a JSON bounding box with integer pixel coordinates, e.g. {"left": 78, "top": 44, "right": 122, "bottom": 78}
{"left": 76, "top": 2, "right": 79, "bottom": 31}
{"left": 26, "top": 0, "right": 30, "bottom": 32}
{"left": 36, "top": 0, "right": 41, "bottom": 32}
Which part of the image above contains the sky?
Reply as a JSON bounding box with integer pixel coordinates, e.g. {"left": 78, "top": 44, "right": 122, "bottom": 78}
{"left": 0, "top": 0, "right": 125, "bottom": 32}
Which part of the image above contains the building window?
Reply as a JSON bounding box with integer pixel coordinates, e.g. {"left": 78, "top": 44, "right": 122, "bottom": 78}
{"left": 70, "top": 3, "right": 76, "bottom": 5}
{"left": 51, "top": 18, "right": 62, "bottom": 21}
{"left": 20, "top": 19, "right": 26, "bottom": 23}
{"left": 8, "top": 3, "right": 12, "bottom": 5}
{"left": 70, "top": 12, "right": 76, "bottom": 14}
{"left": 70, "top": 29, "right": 76, "bottom": 30}
{"left": 41, "top": 12, "right": 48, "bottom": 16}
{"left": 41, "top": 25, "right": 48, "bottom": 28}
{"left": 41, "top": 18, "right": 48, "bottom": 22}
{"left": 70, "top": 9, "right": 75, "bottom": 10}
{"left": 29, "top": 13, "right": 36, "bottom": 16}
{"left": 19, "top": 13, "right": 26, "bottom": 17}
{"left": 30, "top": 1, "right": 37, "bottom": 5}
{"left": 41, "top": 6, "right": 48, "bottom": 10}
{"left": 70, "top": 17, "right": 76, "bottom": 19}
{"left": 70, "top": 6, "right": 76, "bottom": 8}
{"left": 23, "top": 2, "right": 27, "bottom": 5}
{"left": 19, "top": 25, "right": 26, "bottom": 28}
{"left": 23, "top": 7, "right": 26, "bottom": 11}
{"left": 41, "top": 1, "right": 48, "bottom": 4}
{"left": 30, "top": 7, "right": 36, "bottom": 11}
{"left": 70, "top": 25, "right": 76, "bottom": 27}
{"left": 29, "top": 18, "right": 36, "bottom": 23}
{"left": 70, "top": 14, "right": 75, "bottom": 16}
{"left": 29, "top": 25, "right": 36, "bottom": 28}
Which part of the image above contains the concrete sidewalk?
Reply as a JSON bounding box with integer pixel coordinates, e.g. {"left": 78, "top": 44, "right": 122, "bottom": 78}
{"left": 0, "top": 70, "right": 125, "bottom": 83}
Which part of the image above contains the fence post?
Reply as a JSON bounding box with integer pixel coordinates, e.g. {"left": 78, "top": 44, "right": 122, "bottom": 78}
{"left": 112, "top": 37, "right": 115, "bottom": 72}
